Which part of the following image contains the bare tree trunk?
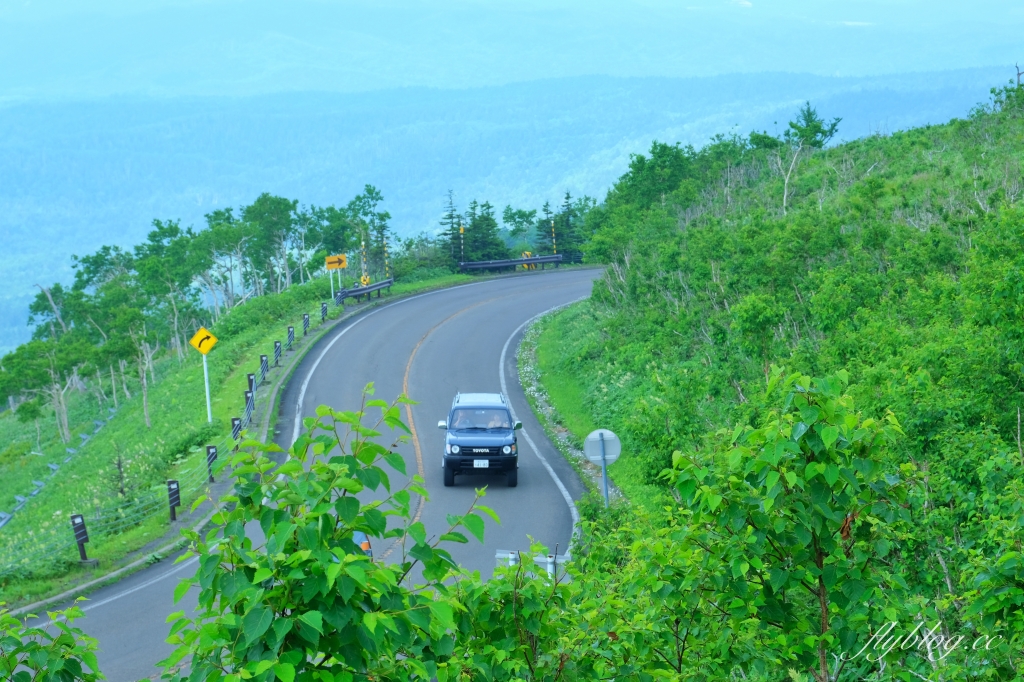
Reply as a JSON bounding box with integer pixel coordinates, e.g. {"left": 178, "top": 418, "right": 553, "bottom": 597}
{"left": 137, "top": 352, "right": 151, "bottom": 429}
{"left": 118, "top": 359, "right": 132, "bottom": 400}
{"left": 109, "top": 364, "right": 119, "bottom": 409}
{"left": 167, "top": 290, "right": 184, "bottom": 363}
{"left": 782, "top": 143, "right": 803, "bottom": 215}
{"left": 42, "top": 372, "right": 71, "bottom": 444}
{"left": 35, "top": 284, "right": 68, "bottom": 334}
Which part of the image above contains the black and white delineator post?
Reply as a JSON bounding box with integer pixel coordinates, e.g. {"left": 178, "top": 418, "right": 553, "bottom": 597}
{"left": 206, "top": 445, "right": 217, "bottom": 483}
{"left": 70, "top": 514, "right": 90, "bottom": 561}
{"left": 584, "top": 429, "right": 621, "bottom": 508}
{"left": 167, "top": 480, "right": 181, "bottom": 521}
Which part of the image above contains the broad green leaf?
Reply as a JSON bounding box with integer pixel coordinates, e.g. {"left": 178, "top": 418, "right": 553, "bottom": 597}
{"left": 297, "top": 611, "right": 323, "bottom": 634}
{"left": 252, "top": 568, "right": 273, "bottom": 584}
{"left": 429, "top": 600, "right": 454, "bottom": 630}
{"left": 823, "top": 464, "right": 840, "bottom": 487}
{"left": 243, "top": 606, "right": 274, "bottom": 643}
{"left": 820, "top": 425, "right": 839, "bottom": 449}
{"left": 462, "top": 513, "right": 486, "bottom": 543}
{"left": 273, "top": 662, "right": 295, "bottom": 682}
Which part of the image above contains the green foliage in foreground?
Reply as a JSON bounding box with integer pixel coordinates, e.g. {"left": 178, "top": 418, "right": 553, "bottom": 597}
{"left": 0, "top": 603, "right": 102, "bottom": 682}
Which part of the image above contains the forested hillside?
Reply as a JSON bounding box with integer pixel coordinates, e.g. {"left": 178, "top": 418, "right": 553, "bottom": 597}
{"left": 533, "top": 82, "right": 1024, "bottom": 678}
{"left": 0, "top": 69, "right": 1004, "bottom": 352}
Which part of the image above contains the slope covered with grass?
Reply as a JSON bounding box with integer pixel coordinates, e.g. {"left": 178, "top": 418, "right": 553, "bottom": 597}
{"left": 533, "top": 84, "right": 1024, "bottom": 677}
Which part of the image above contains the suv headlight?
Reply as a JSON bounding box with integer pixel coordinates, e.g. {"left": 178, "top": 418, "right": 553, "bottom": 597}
{"left": 451, "top": 445, "right": 460, "bottom": 454}
{"left": 502, "top": 445, "right": 512, "bottom": 454}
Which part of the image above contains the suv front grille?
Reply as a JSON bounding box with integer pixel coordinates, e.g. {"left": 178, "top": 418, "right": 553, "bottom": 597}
{"left": 460, "top": 446, "right": 501, "bottom": 457}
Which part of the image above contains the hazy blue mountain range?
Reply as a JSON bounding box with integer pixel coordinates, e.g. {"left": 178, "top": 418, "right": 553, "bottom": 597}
{"left": 0, "top": 68, "right": 1009, "bottom": 352}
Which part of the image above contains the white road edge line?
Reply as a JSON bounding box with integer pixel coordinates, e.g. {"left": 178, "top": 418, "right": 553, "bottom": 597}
{"left": 35, "top": 557, "right": 199, "bottom": 628}
{"left": 499, "top": 297, "right": 586, "bottom": 549}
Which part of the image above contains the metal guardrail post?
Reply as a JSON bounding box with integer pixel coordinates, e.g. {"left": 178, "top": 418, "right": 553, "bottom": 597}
{"left": 206, "top": 446, "right": 217, "bottom": 483}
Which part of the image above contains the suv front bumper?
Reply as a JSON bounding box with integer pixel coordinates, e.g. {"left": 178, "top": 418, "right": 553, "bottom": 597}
{"left": 444, "top": 454, "right": 518, "bottom": 473}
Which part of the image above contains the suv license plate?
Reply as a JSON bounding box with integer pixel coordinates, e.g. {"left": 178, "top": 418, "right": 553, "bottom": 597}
{"left": 473, "top": 459, "right": 489, "bottom": 468}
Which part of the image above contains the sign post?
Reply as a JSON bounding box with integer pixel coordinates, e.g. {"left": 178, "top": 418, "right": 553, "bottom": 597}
{"left": 188, "top": 327, "right": 219, "bottom": 423}
{"left": 584, "top": 429, "right": 621, "bottom": 508}
{"left": 326, "top": 254, "right": 347, "bottom": 297}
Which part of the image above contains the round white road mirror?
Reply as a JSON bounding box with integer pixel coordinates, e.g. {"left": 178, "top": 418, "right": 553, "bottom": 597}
{"left": 583, "top": 429, "right": 621, "bottom": 465}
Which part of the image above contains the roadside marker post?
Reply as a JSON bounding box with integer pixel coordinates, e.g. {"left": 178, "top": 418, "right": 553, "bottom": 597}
{"left": 321, "top": 302, "right": 328, "bottom": 323}
{"left": 326, "top": 255, "right": 347, "bottom": 301}
{"left": 70, "top": 514, "right": 91, "bottom": 562}
{"left": 231, "top": 417, "right": 242, "bottom": 441}
{"left": 274, "top": 341, "right": 282, "bottom": 367}
{"left": 584, "top": 429, "right": 621, "bottom": 508}
{"left": 303, "top": 314, "right": 310, "bottom": 336}
{"left": 287, "top": 326, "right": 294, "bottom": 350}
{"left": 247, "top": 373, "right": 255, "bottom": 393}
{"left": 188, "top": 327, "right": 218, "bottom": 423}
{"left": 259, "top": 355, "right": 269, "bottom": 384}
{"left": 206, "top": 445, "right": 217, "bottom": 483}
{"left": 167, "top": 480, "right": 181, "bottom": 521}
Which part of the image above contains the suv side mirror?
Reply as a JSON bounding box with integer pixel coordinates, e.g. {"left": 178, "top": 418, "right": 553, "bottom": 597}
{"left": 514, "top": 421, "right": 523, "bottom": 430}
{"left": 437, "top": 420, "right": 448, "bottom": 430}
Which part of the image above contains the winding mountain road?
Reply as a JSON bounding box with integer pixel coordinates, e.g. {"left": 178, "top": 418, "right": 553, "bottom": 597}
{"left": 58, "top": 268, "right": 598, "bottom": 681}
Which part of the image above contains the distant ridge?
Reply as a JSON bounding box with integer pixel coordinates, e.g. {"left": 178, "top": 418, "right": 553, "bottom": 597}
{"left": 0, "top": 67, "right": 1009, "bottom": 351}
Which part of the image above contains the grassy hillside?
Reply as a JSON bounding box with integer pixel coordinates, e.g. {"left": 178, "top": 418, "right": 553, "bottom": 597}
{"left": 534, "top": 83, "right": 1024, "bottom": 677}
{"left": 0, "top": 271, "right": 471, "bottom": 606}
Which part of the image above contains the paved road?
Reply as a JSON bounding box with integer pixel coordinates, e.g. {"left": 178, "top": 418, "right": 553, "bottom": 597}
{"left": 52, "top": 268, "right": 597, "bottom": 681}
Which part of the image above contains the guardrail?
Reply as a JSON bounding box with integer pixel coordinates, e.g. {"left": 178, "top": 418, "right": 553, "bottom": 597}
{"left": 459, "top": 254, "right": 563, "bottom": 272}
{"left": 335, "top": 278, "right": 394, "bottom": 303}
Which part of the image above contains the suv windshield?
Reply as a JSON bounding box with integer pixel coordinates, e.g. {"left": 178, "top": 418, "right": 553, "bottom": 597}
{"left": 450, "top": 408, "right": 512, "bottom": 431}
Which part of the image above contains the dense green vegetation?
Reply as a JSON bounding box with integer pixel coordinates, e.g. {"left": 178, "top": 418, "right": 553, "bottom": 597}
{"left": 531, "top": 84, "right": 1024, "bottom": 677}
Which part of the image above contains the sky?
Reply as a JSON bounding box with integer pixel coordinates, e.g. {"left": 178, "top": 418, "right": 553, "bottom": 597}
{"left": 1, "top": 0, "right": 1022, "bottom": 101}
{"left": 1, "top": 0, "right": 1022, "bottom": 351}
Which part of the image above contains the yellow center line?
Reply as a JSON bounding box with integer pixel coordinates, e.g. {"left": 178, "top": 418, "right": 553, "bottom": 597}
{"left": 376, "top": 297, "right": 498, "bottom": 561}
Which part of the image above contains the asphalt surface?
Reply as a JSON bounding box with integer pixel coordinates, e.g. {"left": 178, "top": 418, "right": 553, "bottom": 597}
{"left": 49, "top": 268, "right": 598, "bottom": 682}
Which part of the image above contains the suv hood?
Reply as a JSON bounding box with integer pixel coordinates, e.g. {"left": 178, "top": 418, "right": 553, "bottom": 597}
{"left": 447, "top": 431, "right": 515, "bottom": 447}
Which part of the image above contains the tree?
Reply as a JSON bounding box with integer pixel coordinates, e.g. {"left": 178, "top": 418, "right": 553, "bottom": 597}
{"left": 501, "top": 205, "right": 537, "bottom": 244}
{"left": 534, "top": 201, "right": 556, "bottom": 254}
{"left": 665, "top": 369, "right": 911, "bottom": 681}
{"left": 786, "top": 102, "right": 841, "bottom": 149}
{"left": 161, "top": 389, "right": 498, "bottom": 682}
{"left": 242, "top": 193, "right": 299, "bottom": 295}
{"left": 348, "top": 185, "right": 393, "bottom": 276}
{"left": 440, "top": 190, "right": 461, "bottom": 264}
{"left": 463, "top": 200, "right": 509, "bottom": 262}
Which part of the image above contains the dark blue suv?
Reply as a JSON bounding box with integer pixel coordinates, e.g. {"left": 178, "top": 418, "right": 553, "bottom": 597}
{"left": 438, "top": 393, "right": 522, "bottom": 487}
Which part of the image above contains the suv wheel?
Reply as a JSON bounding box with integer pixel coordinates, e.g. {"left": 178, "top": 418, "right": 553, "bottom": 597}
{"left": 443, "top": 466, "right": 455, "bottom": 487}
{"left": 506, "top": 468, "right": 518, "bottom": 488}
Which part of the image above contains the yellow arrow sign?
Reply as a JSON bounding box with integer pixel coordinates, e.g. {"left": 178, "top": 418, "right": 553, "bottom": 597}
{"left": 325, "top": 254, "right": 347, "bottom": 270}
{"left": 189, "top": 327, "right": 218, "bottom": 355}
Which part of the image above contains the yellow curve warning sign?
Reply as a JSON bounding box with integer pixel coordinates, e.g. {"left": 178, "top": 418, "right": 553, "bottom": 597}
{"left": 189, "top": 327, "right": 218, "bottom": 355}
{"left": 326, "top": 254, "right": 347, "bottom": 270}
{"left": 360, "top": 274, "right": 371, "bottom": 286}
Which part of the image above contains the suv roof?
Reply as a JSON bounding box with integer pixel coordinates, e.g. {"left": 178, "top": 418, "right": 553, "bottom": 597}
{"left": 452, "top": 392, "right": 507, "bottom": 407}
